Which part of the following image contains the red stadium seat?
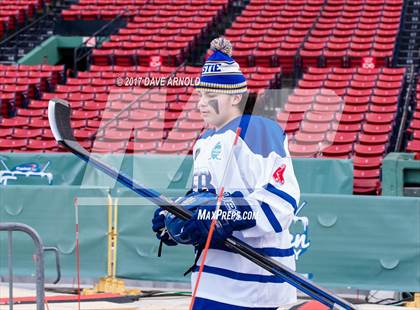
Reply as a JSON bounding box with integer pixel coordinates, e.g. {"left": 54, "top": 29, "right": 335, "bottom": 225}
{"left": 0, "top": 128, "right": 13, "bottom": 138}
{"left": 126, "top": 141, "right": 157, "bottom": 153}
{"left": 91, "top": 140, "right": 127, "bottom": 153}
{"left": 294, "top": 132, "right": 325, "bottom": 144}
{"left": 354, "top": 144, "right": 386, "bottom": 157}
{"left": 0, "top": 116, "right": 28, "bottom": 127}
{"left": 406, "top": 140, "right": 420, "bottom": 153}
{"left": 0, "top": 138, "right": 27, "bottom": 150}
{"left": 326, "top": 132, "right": 357, "bottom": 144}
{"left": 288, "top": 142, "right": 319, "bottom": 158}
{"left": 354, "top": 168, "right": 380, "bottom": 179}
{"left": 362, "top": 123, "right": 392, "bottom": 135}
{"left": 27, "top": 139, "right": 59, "bottom": 150}
{"left": 12, "top": 128, "right": 42, "bottom": 139}
{"left": 135, "top": 130, "right": 164, "bottom": 141}
{"left": 354, "top": 178, "right": 380, "bottom": 195}
{"left": 155, "top": 141, "right": 191, "bottom": 154}
{"left": 320, "top": 143, "right": 353, "bottom": 158}
{"left": 353, "top": 155, "right": 383, "bottom": 169}
{"left": 167, "top": 130, "right": 198, "bottom": 142}
{"left": 301, "top": 121, "right": 330, "bottom": 133}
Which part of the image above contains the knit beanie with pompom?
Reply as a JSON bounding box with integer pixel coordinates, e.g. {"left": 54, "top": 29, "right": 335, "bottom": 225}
{"left": 195, "top": 37, "right": 247, "bottom": 94}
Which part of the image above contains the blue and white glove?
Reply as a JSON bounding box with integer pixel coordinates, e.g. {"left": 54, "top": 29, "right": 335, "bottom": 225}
{"left": 152, "top": 208, "right": 177, "bottom": 246}
{"left": 179, "top": 191, "right": 256, "bottom": 247}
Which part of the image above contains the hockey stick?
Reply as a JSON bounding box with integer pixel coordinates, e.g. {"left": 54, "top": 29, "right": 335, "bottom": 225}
{"left": 48, "top": 98, "right": 356, "bottom": 310}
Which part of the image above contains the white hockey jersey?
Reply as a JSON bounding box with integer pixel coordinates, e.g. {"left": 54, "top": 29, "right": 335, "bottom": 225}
{"left": 191, "top": 114, "right": 300, "bottom": 308}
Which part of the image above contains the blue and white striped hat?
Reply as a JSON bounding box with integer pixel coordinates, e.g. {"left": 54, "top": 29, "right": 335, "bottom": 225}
{"left": 196, "top": 37, "right": 247, "bottom": 94}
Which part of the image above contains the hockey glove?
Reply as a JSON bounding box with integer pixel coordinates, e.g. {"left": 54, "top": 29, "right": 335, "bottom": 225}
{"left": 179, "top": 191, "right": 256, "bottom": 247}
{"left": 164, "top": 190, "right": 217, "bottom": 245}
{"left": 152, "top": 208, "right": 177, "bottom": 246}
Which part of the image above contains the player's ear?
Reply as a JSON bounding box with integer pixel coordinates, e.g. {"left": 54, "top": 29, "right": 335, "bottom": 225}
{"left": 231, "top": 94, "right": 242, "bottom": 107}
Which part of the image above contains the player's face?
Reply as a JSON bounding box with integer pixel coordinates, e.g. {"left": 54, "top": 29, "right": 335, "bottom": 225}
{"left": 197, "top": 92, "right": 241, "bottom": 130}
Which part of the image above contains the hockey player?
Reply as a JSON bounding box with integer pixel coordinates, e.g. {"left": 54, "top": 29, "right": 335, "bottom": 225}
{"left": 152, "top": 37, "right": 300, "bottom": 310}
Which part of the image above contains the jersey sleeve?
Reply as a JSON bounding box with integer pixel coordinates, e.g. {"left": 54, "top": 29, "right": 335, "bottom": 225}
{"left": 237, "top": 118, "right": 300, "bottom": 238}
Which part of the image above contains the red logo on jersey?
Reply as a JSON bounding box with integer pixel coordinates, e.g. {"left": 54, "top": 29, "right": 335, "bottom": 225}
{"left": 273, "top": 164, "right": 286, "bottom": 184}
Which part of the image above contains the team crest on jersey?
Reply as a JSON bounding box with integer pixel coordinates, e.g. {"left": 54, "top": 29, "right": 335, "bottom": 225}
{"left": 210, "top": 142, "right": 222, "bottom": 160}
{"left": 272, "top": 164, "right": 286, "bottom": 184}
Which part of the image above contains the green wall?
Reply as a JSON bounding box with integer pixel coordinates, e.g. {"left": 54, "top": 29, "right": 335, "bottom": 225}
{"left": 17, "top": 36, "right": 85, "bottom": 65}
{"left": 0, "top": 186, "right": 109, "bottom": 279}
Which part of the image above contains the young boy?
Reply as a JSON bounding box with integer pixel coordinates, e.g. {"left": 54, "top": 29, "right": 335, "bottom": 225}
{"left": 152, "top": 37, "right": 300, "bottom": 310}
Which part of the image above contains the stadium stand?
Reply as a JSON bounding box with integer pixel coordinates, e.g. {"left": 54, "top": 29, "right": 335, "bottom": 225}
{"left": 0, "top": 64, "right": 64, "bottom": 113}
{"left": 0, "top": 0, "right": 74, "bottom": 63}
{"left": 222, "top": 0, "right": 403, "bottom": 74}
{"left": 62, "top": 0, "right": 149, "bottom": 20}
{"left": 299, "top": 0, "right": 402, "bottom": 71}
{"left": 0, "top": 0, "right": 44, "bottom": 36}
{"left": 63, "top": 0, "right": 231, "bottom": 66}
{"left": 0, "top": 0, "right": 415, "bottom": 196}
{"left": 277, "top": 66, "right": 406, "bottom": 194}
{"left": 225, "top": 0, "right": 324, "bottom": 73}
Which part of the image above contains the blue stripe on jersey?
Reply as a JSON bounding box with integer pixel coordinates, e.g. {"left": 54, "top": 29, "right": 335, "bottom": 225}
{"left": 210, "top": 243, "right": 293, "bottom": 257}
{"left": 198, "top": 115, "right": 287, "bottom": 158}
{"left": 193, "top": 265, "right": 286, "bottom": 284}
{"left": 264, "top": 183, "right": 298, "bottom": 213}
{"left": 261, "top": 247, "right": 293, "bottom": 257}
{"left": 260, "top": 201, "right": 283, "bottom": 233}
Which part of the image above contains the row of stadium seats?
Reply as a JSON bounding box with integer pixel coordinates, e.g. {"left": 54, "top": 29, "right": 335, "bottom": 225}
{"left": 89, "top": 0, "right": 228, "bottom": 66}
{"left": 0, "top": 64, "right": 65, "bottom": 117}
{"left": 62, "top": 0, "right": 227, "bottom": 19}
{"left": 277, "top": 66, "right": 406, "bottom": 194}
{"left": 0, "top": 0, "right": 45, "bottom": 37}
{"left": 299, "top": 0, "right": 401, "bottom": 70}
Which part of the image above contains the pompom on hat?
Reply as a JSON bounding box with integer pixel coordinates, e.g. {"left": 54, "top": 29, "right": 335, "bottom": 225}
{"left": 195, "top": 37, "right": 247, "bottom": 94}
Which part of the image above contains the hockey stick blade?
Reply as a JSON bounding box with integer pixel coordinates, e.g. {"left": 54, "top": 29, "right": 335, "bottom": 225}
{"left": 47, "top": 98, "right": 356, "bottom": 310}
{"left": 48, "top": 99, "right": 193, "bottom": 220}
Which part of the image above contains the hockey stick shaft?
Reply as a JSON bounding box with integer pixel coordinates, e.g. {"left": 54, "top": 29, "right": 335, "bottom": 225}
{"left": 48, "top": 99, "right": 355, "bottom": 310}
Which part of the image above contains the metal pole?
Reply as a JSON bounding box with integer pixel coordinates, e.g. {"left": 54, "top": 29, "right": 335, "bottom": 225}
{"left": 33, "top": 229, "right": 45, "bottom": 310}
{"left": 0, "top": 223, "right": 45, "bottom": 310}
{"left": 8, "top": 230, "right": 13, "bottom": 310}
{"left": 394, "top": 64, "right": 415, "bottom": 151}
{"left": 113, "top": 198, "right": 119, "bottom": 278}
